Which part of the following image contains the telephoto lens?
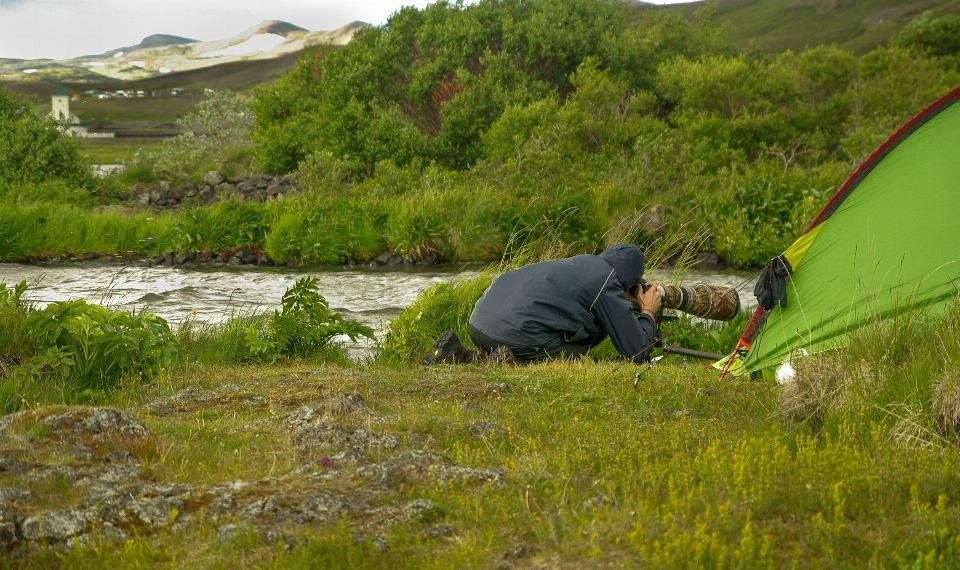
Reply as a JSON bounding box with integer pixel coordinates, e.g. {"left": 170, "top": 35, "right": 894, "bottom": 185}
{"left": 658, "top": 284, "right": 740, "bottom": 321}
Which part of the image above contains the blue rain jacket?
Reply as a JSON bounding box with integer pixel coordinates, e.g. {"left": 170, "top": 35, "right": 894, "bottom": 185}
{"left": 468, "top": 244, "right": 657, "bottom": 363}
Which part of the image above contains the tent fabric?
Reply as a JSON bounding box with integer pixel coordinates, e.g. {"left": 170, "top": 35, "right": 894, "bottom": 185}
{"left": 742, "top": 85, "right": 960, "bottom": 373}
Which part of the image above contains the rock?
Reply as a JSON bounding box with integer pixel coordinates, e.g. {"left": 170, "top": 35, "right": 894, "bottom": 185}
{"left": 374, "top": 252, "right": 403, "bottom": 267}
{"left": 199, "top": 188, "right": 213, "bottom": 200}
{"left": 329, "top": 393, "right": 366, "bottom": 415}
{"left": 184, "top": 185, "right": 199, "bottom": 198}
{"left": 356, "top": 450, "right": 504, "bottom": 488}
{"left": 503, "top": 544, "right": 539, "bottom": 561}
{"left": 235, "top": 249, "right": 257, "bottom": 265}
{"left": 1, "top": 407, "right": 154, "bottom": 441}
{"left": 286, "top": 405, "right": 325, "bottom": 430}
{"left": 0, "top": 521, "right": 17, "bottom": 551}
{"left": 638, "top": 205, "right": 668, "bottom": 235}
{"left": 694, "top": 252, "right": 721, "bottom": 270}
{"left": 485, "top": 383, "right": 514, "bottom": 394}
{"left": 0, "top": 487, "right": 34, "bottom": 506}
{"left": 21, "top": 508, "right": 96, "bottom": 541}
{"left": 100, "top": 450, "right": 138, "bottom": 464}
{"left": 402, "top": 256, "right": 415, "bottom": 265}
{"left": 228, "top": 257, "right": 242, "bottom": 266}
{"left": 421, "top": 523, "right": 457, "bottom": 539}
{"left": 257, "top": 253, "right": 274, "bottom": 267}
{"left": 197, "top": 250, "right": 214, "bottom": 262}
{"left": 469, "top": 422, "right": 507, "bottom": 438}
{"left": 137, "top": 192, "right": 151, "bottom": 206}
{"left": 203, "top": 171, "right": 225, "bottom": 187}
{"left": 417, "top": 253, "right": 446, "bottom": 266}
{"left": 176, "top": 251, "right": 195, "bottom": 265}
{"left": 81, "top": 252, "right": 99, "bottom": 262}
{"left": 152, "top": 254, "right": 165, "bottom": 265}
{"left": 286, "top": 260, "right": 302, "bottom": 268}
{"left": 403, "top": 499, "right": 444, "bottom": 523}
{"left": 293, "top": 424, "right": 401, "bottom": 458}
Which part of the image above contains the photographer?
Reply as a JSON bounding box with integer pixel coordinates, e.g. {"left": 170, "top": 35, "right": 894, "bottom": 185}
{"left": 422, "top": 244, "right": 661, "bottom": 365}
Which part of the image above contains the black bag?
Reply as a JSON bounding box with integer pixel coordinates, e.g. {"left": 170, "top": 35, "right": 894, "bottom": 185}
{"left": 754, "top": 254, "right": 793, "bottom": 310}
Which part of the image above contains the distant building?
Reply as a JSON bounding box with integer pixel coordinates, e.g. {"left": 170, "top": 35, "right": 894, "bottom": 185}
{"left": 50, "top": 80, "right": 87, "bottom": 137}
{"left": 50, "top": 80, "right": 113, "bottom": 139}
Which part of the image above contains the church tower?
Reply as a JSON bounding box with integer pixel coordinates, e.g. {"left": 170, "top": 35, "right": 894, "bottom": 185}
{"left": 51, "top": 80, "right": 70, "bottom": 121}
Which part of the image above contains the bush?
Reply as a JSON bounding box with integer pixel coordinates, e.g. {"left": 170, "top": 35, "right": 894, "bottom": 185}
{"left": 0, "top": 87, "right": 94, "bottom": 189}
{"left": 0, "top": 288, "right": 183, "bottom": 412}
{"left": 245, "top": 277, "right": 374, "bottom": 361}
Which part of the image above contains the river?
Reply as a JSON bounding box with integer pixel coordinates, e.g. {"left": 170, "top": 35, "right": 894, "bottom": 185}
{"left": 0, "top": 262, "right": 758, "bottom": 358}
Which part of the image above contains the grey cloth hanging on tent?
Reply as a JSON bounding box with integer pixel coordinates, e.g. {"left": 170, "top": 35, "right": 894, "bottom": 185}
{"left": 754, "top": 254, "right": 793, "bottom": 310}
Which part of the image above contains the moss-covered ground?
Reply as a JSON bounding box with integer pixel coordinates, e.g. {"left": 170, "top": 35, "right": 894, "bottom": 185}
{"left": 7, "top": 358, "right": 960, "bottom": 569}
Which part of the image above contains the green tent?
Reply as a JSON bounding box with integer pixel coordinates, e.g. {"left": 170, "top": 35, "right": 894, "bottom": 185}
{"left": 740, "top": 85, "right": 960, "bottom": 374}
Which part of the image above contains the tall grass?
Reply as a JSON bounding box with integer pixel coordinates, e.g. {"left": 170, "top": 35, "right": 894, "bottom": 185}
{"left": 777, "top": 294, "right": 960, "bottom": 448}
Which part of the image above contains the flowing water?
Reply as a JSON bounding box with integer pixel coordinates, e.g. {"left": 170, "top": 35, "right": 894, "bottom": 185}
{"left": 0, "top": 262, "right": 758, "bottom": 359}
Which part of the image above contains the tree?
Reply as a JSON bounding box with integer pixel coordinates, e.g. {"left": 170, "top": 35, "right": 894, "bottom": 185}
{"left": 0, "top": 87, "right": 93, "bottom": 188}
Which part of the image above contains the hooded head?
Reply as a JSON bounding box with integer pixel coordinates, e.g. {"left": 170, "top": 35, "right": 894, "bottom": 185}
{"left": 599, "top": 244, "right": 645, "bottom": 291}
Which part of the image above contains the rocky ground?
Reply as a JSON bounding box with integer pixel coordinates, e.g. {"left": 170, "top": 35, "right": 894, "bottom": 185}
{"left": 0, "top": 367, "right": 521, "bottom": 565}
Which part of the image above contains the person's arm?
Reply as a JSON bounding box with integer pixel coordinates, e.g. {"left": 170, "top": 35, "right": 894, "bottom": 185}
{"left": 592, "top": 286, "right": 658, "bottom": 364}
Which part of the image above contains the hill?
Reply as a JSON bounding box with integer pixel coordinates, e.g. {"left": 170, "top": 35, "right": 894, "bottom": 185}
{"left": 671, "top": 0, "right": 960, "bottom": 53}
{"left": 0, "top": 20, "right": 364, "bottom": 82}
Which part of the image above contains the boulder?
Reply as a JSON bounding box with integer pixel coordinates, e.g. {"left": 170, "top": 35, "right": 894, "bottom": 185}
{"left": 199, "top": 188, "right": 213, "bottom": 201}
{"left": 197, "top": 250, "right": 214, "bottom": 262}
{"left": 203, "top": 171, "right": 225, "bottom": 187}
{"left": 375, "top": 252, "right": 403, "bottom": 267}
{"left": 176, "top": 251, "right": 195, "bottom": 265}
{"left": 81, "top": 252, "right": 100, "bottom": 262}
{"left": 21, "top": 508, "right": 96, "bottom": 541}
{"left": 257, "top": 253, "right": 275, "bottom": 267}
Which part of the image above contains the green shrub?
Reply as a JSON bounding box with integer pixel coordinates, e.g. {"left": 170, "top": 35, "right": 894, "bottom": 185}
{"left": 245, "top": 277, "right": 374, "bottom": 361}
{"left": 0, "top": 87, "right": 94, "bottom": 189}
{"left": 0, "top": 291, "right": 183, "bottom": 412}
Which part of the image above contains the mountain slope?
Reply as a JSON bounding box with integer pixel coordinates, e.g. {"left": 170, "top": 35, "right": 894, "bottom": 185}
{"left": 673, "top": 0, "right": 960, "bottom": 53}
{"left": 0, "top": 20, "right": 364, "bottom": 82}
{"left": 92, "top": 34, "right": 200, "bottom": 58}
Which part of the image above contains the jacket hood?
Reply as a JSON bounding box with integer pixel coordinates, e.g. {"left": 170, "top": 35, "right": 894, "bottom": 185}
{"left": 599, "top": 244, "right": 645, "bottom": 290}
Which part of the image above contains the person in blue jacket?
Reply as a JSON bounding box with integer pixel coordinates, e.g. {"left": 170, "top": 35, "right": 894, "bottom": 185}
{"left": 422, "top": 244, "right": 661, "bottom": 365}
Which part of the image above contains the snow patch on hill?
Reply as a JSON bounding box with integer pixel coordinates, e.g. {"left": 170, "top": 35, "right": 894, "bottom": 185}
{"left": 200, "top": 34, "right": 286, "bottom": 58}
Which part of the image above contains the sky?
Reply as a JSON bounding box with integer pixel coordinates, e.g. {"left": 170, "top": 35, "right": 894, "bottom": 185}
{"left": 0, "top": 0, "right": 691, "bottom": 60}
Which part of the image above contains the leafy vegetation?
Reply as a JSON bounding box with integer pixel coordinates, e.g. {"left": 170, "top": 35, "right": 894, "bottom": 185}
{"left": 244, "top": 277, "right": 374, "bottom": 361}
{"left": 0, "top": 88, "right": 94, "bottom": 189}
{"left": 0, "top": 278, "right": 370, "bottom": 412}
{"left": 0, "top": 282, "right": 183, "bottom": 412}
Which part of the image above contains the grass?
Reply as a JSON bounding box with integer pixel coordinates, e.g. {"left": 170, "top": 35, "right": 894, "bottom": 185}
{"left": 673, "top": 0, "right": 960, "bottom": 54}
{"left": 78, "top": 139, "right": 166, "bottom": 164}
{"left": 6, "top": 358, "right": 960, "bottom": 568}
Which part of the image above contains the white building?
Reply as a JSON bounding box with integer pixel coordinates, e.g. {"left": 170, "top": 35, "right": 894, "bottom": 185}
{"left": 50, "top": 80, "right": 114, "bottom": 138}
